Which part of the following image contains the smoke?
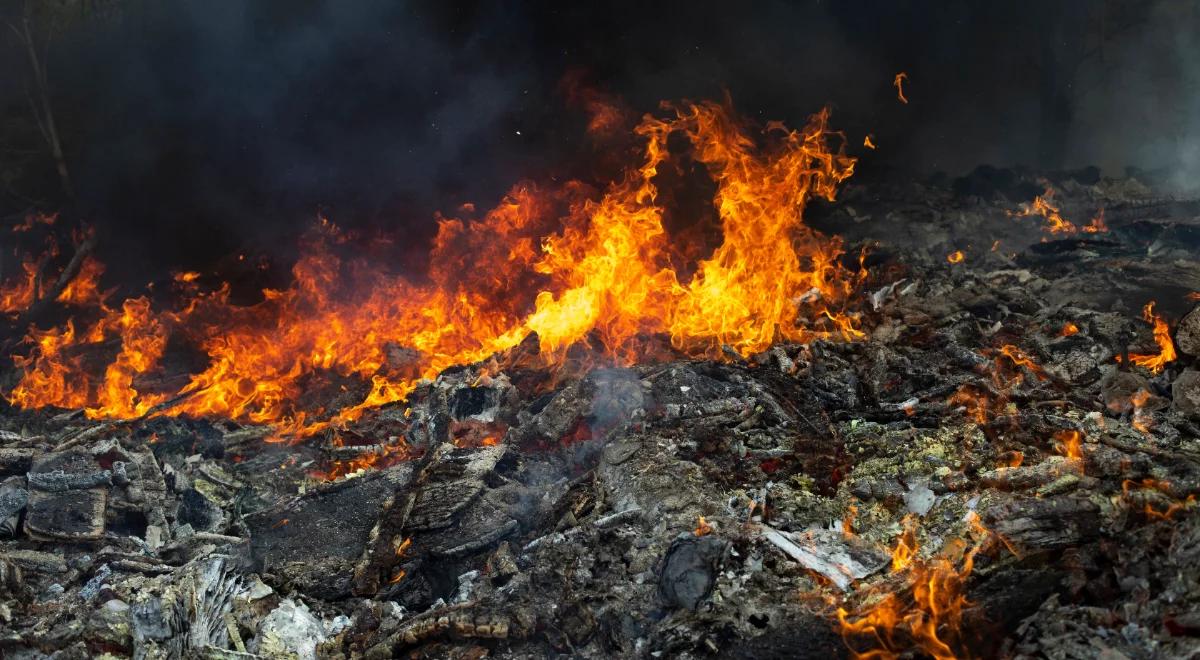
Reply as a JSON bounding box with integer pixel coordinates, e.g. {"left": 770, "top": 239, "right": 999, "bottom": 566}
{"left": 4, "top": 0, "right": 1200, "bottom": 285}
{"left": 1067, "top": 2, "right": 1200, "bottom": 191}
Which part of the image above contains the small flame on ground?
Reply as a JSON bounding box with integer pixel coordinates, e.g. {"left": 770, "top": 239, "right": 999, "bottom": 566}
{"left": 842, "top": 505, "right": 857, "bottom": 540}
{"left": 694, "top": 516, "right": 713, "bottom": 536}
{"left": 893, "top": 72, "right": 909, "bottom": 104}
{"left": 946, "top": 250, "right": 964, "bottom": 264}
{"left": 1117, "top": 301, "right": 1176, "bottom": 374}
{"left": 1060, "top": 321, "right": 1079, "bottom": 337}
{"left": 1052, "top": 429, "right": 1083, "bottom": 462}
{"left": 1011, "top": 186, "right": 1076, "bottom": 235}
{"left": 838, "top": 513, "right": 984, "bottom": 660}
{"left": 864, "top": 135, "right": 877, "bottom": 150}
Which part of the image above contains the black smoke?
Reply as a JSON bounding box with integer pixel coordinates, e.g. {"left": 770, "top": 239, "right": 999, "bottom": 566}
{"left": 1, "top": 0, "right": 1197, "bottom": 284}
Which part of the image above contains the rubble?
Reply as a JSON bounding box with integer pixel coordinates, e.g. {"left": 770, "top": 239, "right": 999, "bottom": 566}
{"left": 1, "top": 169, "right": 1199, "bottom": 658}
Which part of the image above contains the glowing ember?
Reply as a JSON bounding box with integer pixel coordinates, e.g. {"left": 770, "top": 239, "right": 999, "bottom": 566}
{"left": 1117, "top": 301, "right": 1175, "bottom": 374}
{"left": 694, "top": 516, "right": 714, "bottom": 536}
{"left": 893, "top": 72, "right": 909, "bottom": 104}
{"left": 863, "top": 135, "right": 877, "bottom": 149}
{"left": 7, "top": 99, "right": 866, "bottom": 441}
{"left": 1130, "top": 389, "right": 1155, "bottom": 434}
{"left": 946, "top": 250, "right": 964, "bottom": 264}
{"left": 1059, "top": 321, "right": 1079, "bottom": 337}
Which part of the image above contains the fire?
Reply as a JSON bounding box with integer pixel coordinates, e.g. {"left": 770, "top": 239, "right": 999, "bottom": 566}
{"left": 864, "top": 135, "right": 876, "bottom": 150}
{"left": 1122, "top": 479, "right": 1197, "bottom": 520}
{"left": 890, "top": 515, "right": 918, "bottom": 572}
{"left": 1059, "top": 321, "right": 1079, "bottom": 337}
{"left": 1083, "top": 208, "right": 1108, "bottom": 233}
{"left": 842, "top": 505, "right": 858, "bottom": 539}
{"left": 0, "top": 254, "right": 42, "bottom": 315}
{"left": 694, "top": 516, "right": 714, "bottom": 536}
{"left": 1117, "top": 301, "right": 1175, "bottom": 374}
{"left": 56, "top": 257, "right": 106, "bottom": 307}
{"left": 947, "top": 385, "right": 989, "bottom": 425}
{"left": 8, "top": 99, "right": 866, "bottom": 439}
{"left": 946, "top": 250, "right": 964, "bottom": 264}
{"left": 1012, "top": 187, "right": 1076, "bottom": 235}
{"left": 1052, "top": 429, "right": 1083, "bottom": 462}
{"left": 893, "top": 72, "right": 909, "bottom": 104}
{"left": 1130, "top": 389, "right": 1155, "bottom": 434}
{"left": 838, "top": 514, "right": 980, "bottom": 660}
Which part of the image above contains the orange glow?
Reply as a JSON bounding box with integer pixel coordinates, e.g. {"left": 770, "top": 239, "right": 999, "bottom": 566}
{"left": 838, "top": 514, "right": 979, "bottom": 660}
{"left": 1005, "top": 451, "right": 1024, "bottom": 468}
{"left": 1059, "top": 321, "right": 1079, "bottom": 337}
{"left": 694, "top": 516, "right": 714, "bottom": 536}
{"left": 12, "top": 212, "right": 57, "bottom": 233}
{"left": 890, "top": 515, "right": 918, "bottom": 573}
{"left": 948, "top": 385, "right": 989, "bottom": 425}
{"left": 1117, "top": 302, "right": 1176, "bottom": 374}
{"left": 0, "top": 254, "right": 42, "bottom": 315}
{"left": 1012, "top": 187, "right": 1076, "bottom": 235}
{"left": 864, "top": 135, "right": 876, "bottom": 149}
{"left": 1187, "top": 292, "right": 1200, "bottom": 302}
{"left": 893, "top": 72, "right": 909, "bottom": 104}
{"left": 842, "top": 505, "right": 858, "bottom": 540}
{"left": 1130, "top": 389, "right": 1155, "bottom": 434}
{"left": 8, "top": 99, "right": 866, "bottom": 441}
{"left": 1053, "top": 429, "right": 1083, "bottom": 462}
{"left": 1082, "top": 208, "right": 1108, "bottom": 233}
{"left": 1122, "top": 479, "right": 1196, "bottom": 520}
{"left": 946, "top": 250, "right": 964, "bottom": 264}
{"left": 56, "top": 257, "right": 107, "bottom": 307}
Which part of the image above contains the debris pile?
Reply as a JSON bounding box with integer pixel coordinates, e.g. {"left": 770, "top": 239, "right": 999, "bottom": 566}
{"left": 2, "top": 168, "right": 1200, "bottom": 659}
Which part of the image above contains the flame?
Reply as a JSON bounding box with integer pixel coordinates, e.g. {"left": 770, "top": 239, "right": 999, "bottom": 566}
{"left": 1052, "top": 429, "right": 1083, "bottom": 462}
{"left": 1082, "top": 208, "right": 1108, "bottom": 233}
{"left": 0, "top": 254, "right": 42, "bottom": 315}
{"left": 1059, "top": 322, "right": 1079, "bottom": 337}
{"left": 1012, "top": 187, "right": 1076, "bottom": 235}
{"left": 946, "top": 250, "right": 964, "bottom": 264}
{"left": 1122, "top": 479, "right": 1196, "bottom": 520}
{"left": 8, "top": 99, "right": 866, "bottom": 440}
{"left": 1130, "top": 389, "right": 1155, "bottom": 434}
{"left": 948, "top": 385, "right": 989, "bottom": 425}
{"left": 893, "top": 72, "right": 909, "bottom": 104}
{"left": 864, "top": 135, "right": 877, "bottom": 150}
{"left": 838, "top": 514, "right": 979, "bottom": 660}
{"left": 842, "top": 505, "right": 858, "bottom": 539}
{"left": 56, "top": 257, "right": 107, "bottom": 307}
{"left": 890, "top": 515, "right": 918, "bottom": 573}
{"left": 1117, "top": 301, "right": 1175, "bottom": 374}
{"left": 12, "top": 212, "right": 57, "bottom": 233}
{"left": 694, "top": 515, "right": 714, "bottom": 536}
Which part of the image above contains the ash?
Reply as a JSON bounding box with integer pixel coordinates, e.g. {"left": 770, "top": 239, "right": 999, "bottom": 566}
{"left": 3, "top": 168, "right": 1200, "bottom": 659}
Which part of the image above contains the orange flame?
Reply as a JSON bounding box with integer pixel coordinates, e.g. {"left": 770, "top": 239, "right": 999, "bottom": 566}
{"left": 838, "top": 514, "right": 979, "bottom": 660}
{"left": 864, "top": 135, "right": 877, "bottom": 150}
{"left": 1082, "top": 208, "right": 1108, "bottom": 233}
{"left": 1059, "top": 322, "right": 1079, "bottom": 337}
{"left": 1117, "top": 302, "right": 1175, "bottom": 374}
{"left": 893, "top": 72, "right": 909, "bottom": 104}
{"left": 1012, "top": 187, "right": 1076, "bottom": 235}
{"left": 1052, "top": 429, "right": 1083, "bottom": 462}
{"left": 694, "top": 516, "right": 714, "bottom": 536}
{"left": 8, "top": 99, "right": 866, "bottom": 440}
{"left": 946, "top": 250, "right": 964, "bottom": 264}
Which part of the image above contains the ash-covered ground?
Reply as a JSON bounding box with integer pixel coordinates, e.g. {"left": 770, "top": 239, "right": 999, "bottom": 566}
{"left": 2, "top": 167, "right": 1200, "bottom": 659}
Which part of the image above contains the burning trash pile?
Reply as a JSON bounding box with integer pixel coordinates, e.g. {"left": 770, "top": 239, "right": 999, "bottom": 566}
{"left": 1, "top": 100, "right": 1200, "bottom": 659}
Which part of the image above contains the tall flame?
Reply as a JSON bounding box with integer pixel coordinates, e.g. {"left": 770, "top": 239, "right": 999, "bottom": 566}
{"left": 8, "top": 99, "right": 865, "bottom": 437}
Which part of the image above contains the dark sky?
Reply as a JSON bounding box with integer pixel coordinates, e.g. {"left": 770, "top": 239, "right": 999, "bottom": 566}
{"left": 1, "top": 0, "right": 1197, "bottom": 281}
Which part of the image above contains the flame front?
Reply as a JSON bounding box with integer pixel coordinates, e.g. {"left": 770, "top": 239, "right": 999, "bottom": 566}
{"left": 7, "top": 99, "right": 864, "bottom": 437}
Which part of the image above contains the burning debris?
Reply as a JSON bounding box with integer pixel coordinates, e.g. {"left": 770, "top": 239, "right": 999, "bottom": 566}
{"left": 1, "top": 97, "right": 1200, "bottom": 660}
